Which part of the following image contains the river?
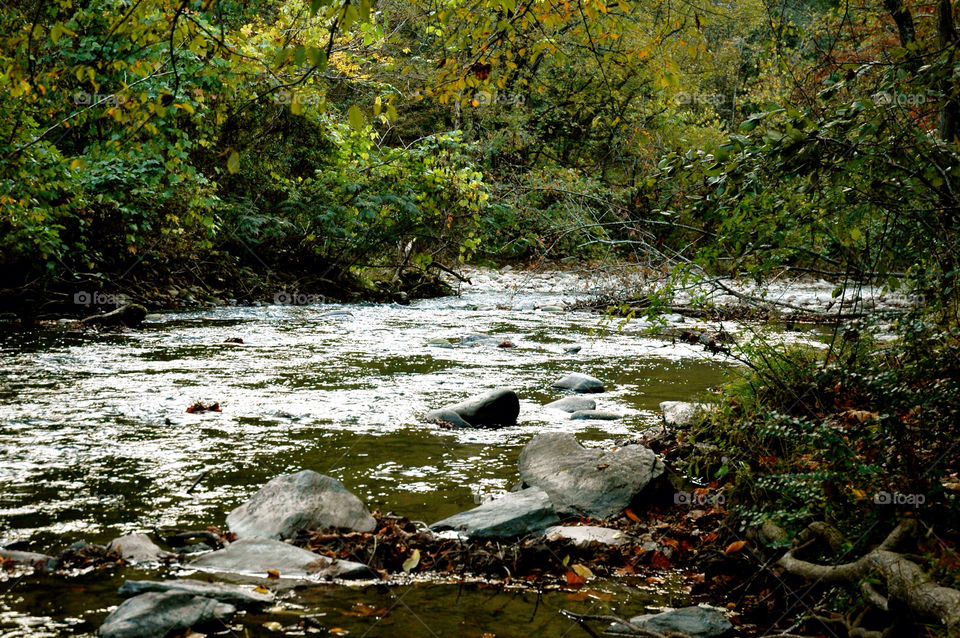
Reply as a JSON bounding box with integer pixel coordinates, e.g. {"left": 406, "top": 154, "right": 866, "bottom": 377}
{"left": 1, "top": 267, "right": 835, "bottom": 637}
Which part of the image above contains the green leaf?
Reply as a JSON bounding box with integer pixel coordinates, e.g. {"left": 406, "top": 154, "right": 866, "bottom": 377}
{"left": 347, "top": 104, "right": 365, "bottom": 131}
{"left": 227, "top": 151, "right": 240, "bottom": 174}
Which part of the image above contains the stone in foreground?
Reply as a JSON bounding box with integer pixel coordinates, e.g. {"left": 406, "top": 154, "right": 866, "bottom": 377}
{"left": 425, "top": 388, "right": 520, "bottom": 428}
{"left": 518, "top": 433, "right": 664, "bottom": 519}
{"left": 0, "top": 548, "right": 56, "bottom": 569}
{"left": 430, "top": 488, "right": 559, "bottom": 539}
{"left": 607, "top": 606, "right": 732, "bottom": 638}
{"left": 660, "top": 401, "right": 709, "bottom": 427}
{"left": 543, "top": 526, "right": 626, "bottom": 547}
{"left": 98, "top": 592, "right": 235, "bottom": 638}
{"left": 107, "top": 534, "right": 175, "bottom": 564}
{"left": 190, "top": 538, "right": 375, "bottom": 581}
{"left": 550, "top": 373, "right": 605, "bottom": 393}
{"left": 227, "top": 470, "right": 375, "bottom": 540}
{"left": 544, "top": 396, "right": 596, "bottom": 413}
{"left": 570, "top": 409, "right": 621, "bottom": 421}
{"left": 118, "top": 579, "right": 273, "bottom": 608}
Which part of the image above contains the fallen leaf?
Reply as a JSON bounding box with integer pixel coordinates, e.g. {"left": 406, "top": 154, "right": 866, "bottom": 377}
{"left": 725, "top": 540, "right": 748, "bottom": 555}
{"left": 624, "top": 508, "right": 642, "bottom": 523}
{"left": 267, "top": 569, "right": 280, "bottom": 579}
{"left": 402, "top": 548, "right": 420, "bottom": 573}
{"left": 565, "top": 570, "right": 586, "bottom": 586}
{"left": 263, "top": 621, "right": 283, "bottom": 631}
{"left": 253, "top": 585, "right": 270, "bottom": 594}
{"left": 329, "top": 629, "right": 349, "bottom": 636}
{"left": 571, "top": 564, "right": 594, "bottom": 580}
{"left": 649, "top": 551, "right": 672, "bottom": 569}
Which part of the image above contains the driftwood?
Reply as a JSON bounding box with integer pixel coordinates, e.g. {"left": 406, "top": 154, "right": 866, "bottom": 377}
{"left": 777, "top": 519, "right": 960, "bottom": 631}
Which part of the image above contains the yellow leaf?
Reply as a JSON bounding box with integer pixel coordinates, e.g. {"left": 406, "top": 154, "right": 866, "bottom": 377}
{"left": 402, "top": 548, "right": 420, "bottom": 572}
{"left": 227, "top": 151, "right": 240, "bottom": 174}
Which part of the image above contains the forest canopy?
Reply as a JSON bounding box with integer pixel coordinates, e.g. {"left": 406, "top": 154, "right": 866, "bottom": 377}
{"left": 0, "top": 0, "right": 958, "bottom": 312}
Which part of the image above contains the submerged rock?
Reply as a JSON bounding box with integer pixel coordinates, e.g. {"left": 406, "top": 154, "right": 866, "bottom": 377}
{"left": 426, "top": 409, "right": 472, "bottom": 428}
{"left": 118, "top": 579, "right": 273, "bottom": 608}
{"left": 543, "top": 526, "right": 626, "bottom": 547}
{"left": 660, "top": 401, "right": 710, "bottom": 427}
{"left": 607, "top": 606, "right": 732, "bottom": 638}
{"left": 569, "top": 409, "right": 621, "bottom": 421}
{"left": 430, "top": 488, "right": 558, "bottom": 539}
{"left": 107, "top": 534, "right": 175, "bottom": 564}
{"left": 227, "top": 470, "right": 376, "bottom": 540}
{"left": 544, "top": 396, "right": 596, "bottom": 413}
{"left": 563, "top": 345, "right": 582, "bottom": 354}
{"left": 551, "top": 372, "right": 605, "bottom": 393}
{"left": 190, "top": 538, "right": 375, "bottom": 581}
{"left": 426, "top": 388, "right": 520, "bottom": 428}
{"left": 98, "top": 592, "right": 235, "bottom": 638}
{"left": 427, "top": 337, "right": 455, "bottom": 349}
{"left": 518, "top": 433, "right": 664, "bottom": 519}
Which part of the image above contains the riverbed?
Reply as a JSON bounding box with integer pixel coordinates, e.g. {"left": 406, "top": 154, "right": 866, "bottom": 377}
{"left": 0, "top": 268, "right": 839, "bottom": 637}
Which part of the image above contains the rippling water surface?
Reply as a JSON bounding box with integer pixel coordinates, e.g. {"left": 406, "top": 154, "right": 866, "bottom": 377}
{"left": 0, "top": 269, "right": 754, "bottom": 636}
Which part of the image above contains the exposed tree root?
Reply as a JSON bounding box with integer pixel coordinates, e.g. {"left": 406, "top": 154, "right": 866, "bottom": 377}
{"left": 777, "top": 519, "right": 960, "bottom": 632}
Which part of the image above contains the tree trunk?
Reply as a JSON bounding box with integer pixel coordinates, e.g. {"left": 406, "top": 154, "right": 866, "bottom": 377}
{"left": 937, "top": 0, "right": 960, "bottom": 143}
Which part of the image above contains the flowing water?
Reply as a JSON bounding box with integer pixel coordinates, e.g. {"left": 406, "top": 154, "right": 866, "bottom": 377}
{"left": 0, "top": 268, "right": 817, "bottom": 637}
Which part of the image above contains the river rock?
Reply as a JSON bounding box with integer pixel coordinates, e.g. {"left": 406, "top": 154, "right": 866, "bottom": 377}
{"left": 227, "top": 470, "right": 376, "bottom": 539}
{"left": 551, "top": 373, "right": 605, "bottom": 393}
{"left": 518, "top": 433, "right": 665, "bottom": 519}
{"left": 107, "top": 534, "right": 175, "bottom": 564}
{"left": 544, "top": 396, "right": 596, "bottom": 413}
{"left": 426, "top": 409, "right": 472, "bottom": 428}
{"left": 426, "top": 388, "right": 520, "bottom": 427}
{"left": 543, "top": 526, "right": 626, "bottom": 547}
{"left": 0, "top": 548, "right": 56, "bottom": 569}
{"left": 607, "top": 606, "right": 732, "bottom": 637}
{"left": 564, "top": 345, "right": 582, "bottom": 354}
{"left": 430, "top": 488, "right": 558, "bottom": 539}
{"left": 118, "top": 579, "right": 273, "bottom": 608}
{"left": 190, "top": 538, "right": 375, "bottom": 580}
{"left": 98, "top": 592, "right": 235, "bottom": 638}
{"left": 81, "top": 304, "right": 148, "bottom": 329}
{"left": 570, "top": 409, "right": 621, "bottom": 421}
{"left": 427, "top": 338, "right": 454, "bottom": 349}
{"left": 660, "top": 401, "right": 709, "bottom": 427}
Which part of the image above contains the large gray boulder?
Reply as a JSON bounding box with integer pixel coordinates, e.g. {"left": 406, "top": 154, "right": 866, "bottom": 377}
{"left": 227, "top": 470, "right": 375, "bottom": 540}
{"left": 107, "top": 534, "right": 175, "bottom": 564}
{"left": 607, "top": 606, "right": 732, "bottom": 637}
{"left": 430, "top": 488, "right": 558, "bottom": 539}
{"left": 551, "top": 373, "right": 605, "bottom": 393}
{"left": 518, "top": 433, "right": 665, "bottom": 519}
{"left": 544, "top": 396, "right": 596, "bottom": 413}
{"left": 660, "top": 401, "right": 710, "bottom": 427}
{"left": 426, "top": 389, "right": 520, "bottom": 427}
{"left": 118, "top": 579, "right": 273, "bottom": 608}
{"left": 98, "top": 592, "right": 235, "bottom": 638}
{"left": 190, "top": 538, "right": 375, "bottom": 581}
